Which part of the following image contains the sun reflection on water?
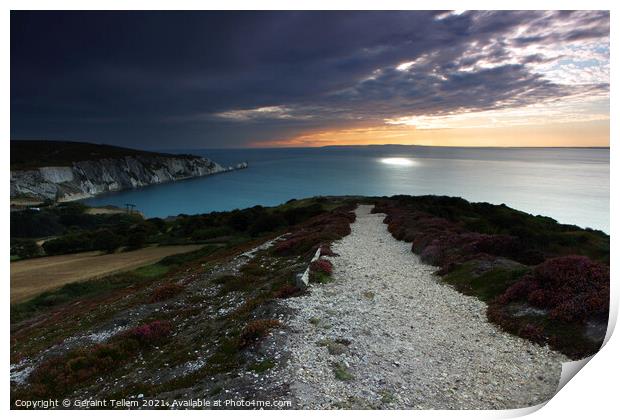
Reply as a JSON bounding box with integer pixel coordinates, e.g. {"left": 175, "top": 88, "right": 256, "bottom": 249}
{"left": 379, "top": 157, "right": 416, "bottom": 166}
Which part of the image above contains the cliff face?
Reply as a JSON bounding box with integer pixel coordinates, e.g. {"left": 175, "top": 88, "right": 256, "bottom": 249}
{"left": 10, "top": 154, "right": 235, "bottom": 202}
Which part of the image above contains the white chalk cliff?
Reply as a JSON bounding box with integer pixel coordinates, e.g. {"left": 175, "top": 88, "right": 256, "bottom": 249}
{"left": 10, "top": 155, "right": 245, "bottom": 202}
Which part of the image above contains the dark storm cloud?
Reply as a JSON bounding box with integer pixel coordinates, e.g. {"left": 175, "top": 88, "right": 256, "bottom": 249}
{"left": 327, "top": 64, "right": 568, "bottom": 120}
{"left": 10, "top": 10, "right": 609, "bottom": 148}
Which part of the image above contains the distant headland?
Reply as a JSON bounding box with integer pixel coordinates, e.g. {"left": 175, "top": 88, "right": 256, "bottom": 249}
{"left": 10, "top": 140, "right": 247, "bottom": 204}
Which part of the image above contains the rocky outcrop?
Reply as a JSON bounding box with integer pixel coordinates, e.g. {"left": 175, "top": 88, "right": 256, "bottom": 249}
{"left": 10, "top": 154, "right": 243, "bottom": 202}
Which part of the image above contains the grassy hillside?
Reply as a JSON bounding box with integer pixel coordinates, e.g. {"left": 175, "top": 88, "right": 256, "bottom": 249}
{"left": 10, "top": 140, "right": 199, "bottom": 170}
{"left": 11, "top": 197, "right": 357, "bottom": 404}
{"left": 10, "top": 195, "right": 609, "bottom": 405}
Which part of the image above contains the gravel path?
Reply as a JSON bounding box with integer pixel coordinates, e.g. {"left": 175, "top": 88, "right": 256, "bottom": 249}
{"left": 277, "top": 205, "right": 566, "bottom": 409}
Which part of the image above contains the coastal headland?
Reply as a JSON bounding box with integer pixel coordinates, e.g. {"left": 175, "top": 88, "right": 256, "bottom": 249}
{"left": 10, "top": 140, "right": 247, "bottom": 204}
{"left": 10, "top": 195, "right": 609, "bottom": 408}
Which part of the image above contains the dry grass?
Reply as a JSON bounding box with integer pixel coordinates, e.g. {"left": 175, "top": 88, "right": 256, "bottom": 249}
{"left": 10, "top": 245, "right": 203, "bottom": 303}
{"left": 84, "top": 206, "right": 145, "bottom": 218}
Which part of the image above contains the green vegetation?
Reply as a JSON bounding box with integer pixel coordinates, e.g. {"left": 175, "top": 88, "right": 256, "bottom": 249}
{"left": 333, "top": 362, "right": 354, "bottom": 381}
{"left": 11, "top": 202, "right": 144, "bottom": 254}
{"left": 308, "top": 259, "right": 335, "bottom": 284}
{"left": 11, "top": 196, "right": 351, "bottom": 260}
{"left": 362, "top": 290, "right": 375, "bottom": 300}
{"left": 18, "top": 320, "right": 173, "bottom": 400}
{"left": 10, "top": 247, "right": 214, "bottom": 323}
{"left": 158, "top": 245, "right": 221, "bottom": 266}
{"left": 317, "top": 338, "right": 349, "bottom": 355}
{"left": 149, "top": 283, "right": 185, "bottom": 303}
{"left": 11, "top": 198, "right": 358, "bottom": 403}
{"left": 442, "top": 261, "right": 530, "bottom": 302}
{"left": 132, "top": 263, "right": 170, "bottom": 278}
{"left": 380, "top": 390, "right": 396, "bottom": 404}
{"left": 249, "top": 359, "right": 275, "bottom": 373}
{"left": 239, "top": 319, "right": 281, "bottom": 348}
{"left": 310, "top": 272, "right": 331, "bottom": 284}
{"left": 11, "top": 202, "right": 137, "bottom": 239}
{"left": 10, "top": 140, "right": 188, "bottom": 171}
{"left": 12, "top": 272, "right": 150, "bottom": 324}
{"left": 10, "top": 239, "right": 41, "bottom": 260}
{"left": 374, "top": 195, "right": 610, "bottom": 359}
{"left": 92, "top": 229, "right": 125, "bottom": 253}
{"left": 380, "top": 195, "right": 609, "bottom": 264}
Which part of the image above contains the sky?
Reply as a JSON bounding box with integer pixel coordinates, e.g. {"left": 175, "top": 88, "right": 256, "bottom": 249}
{"left": 10, "top": 11, "right": 610, "bottom": 149}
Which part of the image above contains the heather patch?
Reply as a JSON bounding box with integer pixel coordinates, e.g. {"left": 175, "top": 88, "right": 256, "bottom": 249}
{"left": 149, "top": 283, "right": 185, "bottom": 302}
{"left": 373, "top": 196, "right": 609, "bottom": 358}
{"left": 273, "top": 205, "right": 356, "bottom": 257}
{"left": 16, "top": 320, "right": 173, "bottom": 400}
{"left": 11, "top": 197, "right": 359, "bottom": 405}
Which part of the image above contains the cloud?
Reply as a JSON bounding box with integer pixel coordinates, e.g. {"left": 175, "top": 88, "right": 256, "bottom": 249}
{"left": 10, "top": 10, "right": 610, "bottom": 148}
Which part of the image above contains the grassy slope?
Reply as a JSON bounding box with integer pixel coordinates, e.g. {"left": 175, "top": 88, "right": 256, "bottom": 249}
{"left": 10, "top": 198, "right": 356, "bottom": 404}
{"left": 10, "top": 194, "right": 609, "bottom": 405}
{"left": 10, "top": 140, "right": 200, "bottom": 170}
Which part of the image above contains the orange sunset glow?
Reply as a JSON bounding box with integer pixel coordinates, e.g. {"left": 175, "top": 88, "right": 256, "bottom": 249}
{"left": 12, "top": 11, "right": 610, "bottom": 149}
{"left": 254, "top": 120, "right": 610, "bottom": 148}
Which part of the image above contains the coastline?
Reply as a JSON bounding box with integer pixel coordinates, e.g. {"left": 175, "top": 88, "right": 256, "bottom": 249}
{"left": 10, "top": 160, "right": 249, "bottom": 206}
{"left": 10, "top": 197, "right": 608, "bottom": 407}
{"left": 83, "top": 146, "right": 608, "bottom": 233}
{"left": 57, "top": 162, "right": 249, "bottom": 203}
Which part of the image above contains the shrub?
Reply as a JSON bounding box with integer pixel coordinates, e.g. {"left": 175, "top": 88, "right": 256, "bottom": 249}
{"left": 228, "top": 209, "right": 254, "bottom": 231}
{"left": 375, "top": 195, "right": 608, "bottom": 265}
{"left": 10, "top": 210, "right": 65, "bottom": 238}
{"left": 248, "top": 213, "right": 288, "bottom": 236}
{"left": 273, "top": 207, "right": 355, "bottom": 257}
{"left": 149, "top": 283, "right": 184, "bottom": 302}
{"left": 375, "top": 200, "right": 545, "bottom": 273}
{"left": 27, "top": 344, "right": 126, "bottom": 398}
{"left": 239, "top": 319, "right": 281, "bottom": 348}
{"left": 42, "top": 233, "right": 94, "bottom": 255}
{"left": 519, "top": 324, "right": 545, "bottom": 343}
{"left": 282, "top": 203, "right": 324, "bottom": 225}
{"left": 319, "top": 244, "right": 337, "bottom": 256}
{"left": 190, "top": 226, "right": 234, "bottom": 240}
{"left": 273, "top": 284, "right": 301, "bottom": 299}
{"left": 498, "top": 255, "right": 609, "bottom": 322}
{"left": 126, "top": 230, "right": 147, "bottom": 250}
{"left": 146, "top": 217, "right": 167, "bottom": 233}
{"left": 10, "top": 238, "right": 41, "bottom": 259}
{"left": 216, "top": 274, "right": 255, "bottom": 293}
{"left": 122, "top": 320, "right": 173, "bottom": 345}
{"left": 309, "top": 259, "right": 334, "bottom": 284}
{"left": 333, "top": 362, "right": 354, "bottom": 381}
{"left": 240, "top": 262, "right": 269, "bottom": 277}
{"left": 310, "top": 259, "right": 333, "bottom": 275}
{"left": 23, "top": 319, "right": 172, "bottom": 399}
{"left": 93, "top": 229, "right": 124, "bottom": 253}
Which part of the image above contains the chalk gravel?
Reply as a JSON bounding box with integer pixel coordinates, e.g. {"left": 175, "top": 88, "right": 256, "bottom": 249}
{"left": 276, "top": 205, "right": 566, "bottom": 409}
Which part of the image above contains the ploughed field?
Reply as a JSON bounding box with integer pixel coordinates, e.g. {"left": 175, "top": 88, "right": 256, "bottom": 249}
{"left": 10, "top": 245, "right": 203, "bottom": 303}
{"left": 10, "top": 196, "right": 609, "bottom": 409}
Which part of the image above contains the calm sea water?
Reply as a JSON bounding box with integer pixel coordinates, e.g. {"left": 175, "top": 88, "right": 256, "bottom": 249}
{"left": 82, "top": 146, "right": 610, "bottom": 233}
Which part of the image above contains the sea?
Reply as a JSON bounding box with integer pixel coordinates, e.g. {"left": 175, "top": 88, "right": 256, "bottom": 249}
{"left": 82, "top": 146, "right": 610, "bottom": 233}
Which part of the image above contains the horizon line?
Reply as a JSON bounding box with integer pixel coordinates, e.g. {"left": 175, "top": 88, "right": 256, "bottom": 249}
{"left": 10, "top": 139, "right": 611, "bottom": 151}
{"left": 164, "top": 144, "right": 611, "bottom": 151}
